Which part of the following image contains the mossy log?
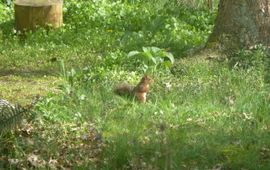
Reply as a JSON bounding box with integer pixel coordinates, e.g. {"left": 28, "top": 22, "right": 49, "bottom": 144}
{"left": 14, "top": 0, "right": 63, "bottom": 32}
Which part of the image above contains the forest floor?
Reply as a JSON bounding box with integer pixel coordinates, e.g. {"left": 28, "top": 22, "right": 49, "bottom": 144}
{"left": 0, "top": 73, "right": 60, "bottom": 105}
{"left": 1, "top": 1, "right": 270, "bottom": 169}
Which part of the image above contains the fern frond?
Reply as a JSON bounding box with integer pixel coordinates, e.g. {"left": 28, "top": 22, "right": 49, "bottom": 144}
{"left": 0, "top": 99, "right": 26, "bottom": 133}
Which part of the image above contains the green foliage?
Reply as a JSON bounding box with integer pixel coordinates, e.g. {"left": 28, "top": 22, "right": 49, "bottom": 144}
{"left": 31, "top": 56, "right": 270, "bottom": 169}
{"left": 1, "top": 0, "right": 270, "bottom": 169}
{"left": 128, "top": 46, "right": 174, "bottom": 73}
{"left": 229, "top": 45, "right": 268, "bottom": 71}
{"left": 0, "top": 0, "right": 215, "bottom": 70}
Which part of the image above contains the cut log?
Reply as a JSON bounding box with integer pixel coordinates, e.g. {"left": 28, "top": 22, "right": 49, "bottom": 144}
{"left": 14, "top": 0, "right": 63, "bottom": 32}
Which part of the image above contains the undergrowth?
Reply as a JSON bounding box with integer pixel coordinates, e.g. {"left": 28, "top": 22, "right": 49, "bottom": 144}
{"left": 1, "top": 0, "right": 270, "bottom": 169}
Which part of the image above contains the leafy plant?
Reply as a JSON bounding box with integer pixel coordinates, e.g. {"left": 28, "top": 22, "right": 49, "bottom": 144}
{"left": 128, "top": 46, "right": 174, "bottom": 73}
{"left": 0, "top": 100, "right": 25, "bottom": 134}
{"left": 5, "top": 1, "right": 270, "bottom": 170}
{"left": 229, "top": 45, "right": 268, "bottom": 72}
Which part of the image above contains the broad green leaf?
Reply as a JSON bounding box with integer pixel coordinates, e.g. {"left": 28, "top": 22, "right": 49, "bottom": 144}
{"left": 162, "top": 60, "right": 173, "bottom": 68}
{"left": 142, "top": 47, "right": 154, "bottom": 53}
{"left": 150, "top": 56, "right": 157, "bottom": 64}
{"left": 142, "top": 51, "right": 153, "bottom": 61}
{"left": 128, "top": 51, "right": 140, "bottom": 57}
{"left": 150, "top": 46, "right": 161, "bottom": 53}
{"left": 164, "top": 52, "right": 175, "bottom": 64}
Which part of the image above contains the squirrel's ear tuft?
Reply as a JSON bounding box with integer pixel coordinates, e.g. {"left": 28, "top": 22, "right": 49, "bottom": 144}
{"left": 142, "top": 75, "right": 153, "bottom": 82}
{"left": 143, "top": 75, "right": 149, "bottom": 79}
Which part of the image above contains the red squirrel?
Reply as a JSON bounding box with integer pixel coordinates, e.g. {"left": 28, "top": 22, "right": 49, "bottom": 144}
{"left": 114, "top": 75, "right": 153, "bottom": 103}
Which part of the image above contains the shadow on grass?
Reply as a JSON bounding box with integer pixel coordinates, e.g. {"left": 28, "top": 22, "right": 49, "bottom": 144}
{"left": 100, "top": 123, "right": 268, "bottom": 170}
{"left": 1, "top": 118, "right": 263, "bottom": 169}
{"left": 0, "top": 69, "right": 57, "bottom": 77}
{"left": 0, "top": 19, "right": 15, "bottom": 38}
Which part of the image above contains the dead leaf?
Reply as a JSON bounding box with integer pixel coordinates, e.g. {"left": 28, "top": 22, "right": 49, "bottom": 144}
{"left": 27, "top": 153, "right": 46, "bottom": 168}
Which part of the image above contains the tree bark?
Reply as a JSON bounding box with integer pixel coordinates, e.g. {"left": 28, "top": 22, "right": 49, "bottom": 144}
{"left": 208, "top": 0, "right": 270, "bottom": 49}
{"left": 14, "top": 0, "right": 63, "bottom": 32}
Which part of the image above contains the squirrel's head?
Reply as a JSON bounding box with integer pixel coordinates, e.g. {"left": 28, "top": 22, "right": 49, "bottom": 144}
{"left": 141, "top": 75, "right": 153, "bottom": 84}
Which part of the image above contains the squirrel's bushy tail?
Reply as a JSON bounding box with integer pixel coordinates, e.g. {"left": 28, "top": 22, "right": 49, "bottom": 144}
{"left": 114, "top": 84, "right": 134, "bottom": 96}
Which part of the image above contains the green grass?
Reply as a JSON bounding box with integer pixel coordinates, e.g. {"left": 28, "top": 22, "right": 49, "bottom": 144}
{"left": 1, "top": 0, "right": 270, "bottom": 169}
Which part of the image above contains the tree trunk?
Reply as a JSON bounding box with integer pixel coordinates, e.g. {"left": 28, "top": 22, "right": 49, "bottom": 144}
{"left": 208, "top": 0, "right": 270, "bottom": 49}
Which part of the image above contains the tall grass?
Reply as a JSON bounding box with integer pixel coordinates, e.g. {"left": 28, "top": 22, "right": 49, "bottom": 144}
{"left": 1, "top": 0, "right": 270, "bottom": 169}
{"left": 30, "top": 49, "right": 269, "bottom": 169}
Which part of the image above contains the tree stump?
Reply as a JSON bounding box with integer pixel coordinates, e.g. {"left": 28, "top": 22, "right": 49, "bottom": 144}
{"left": 14, "top": 0, "right": 63, "bottom": 32}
